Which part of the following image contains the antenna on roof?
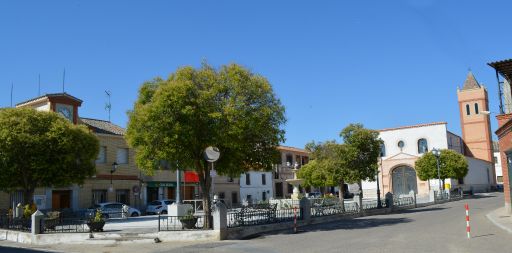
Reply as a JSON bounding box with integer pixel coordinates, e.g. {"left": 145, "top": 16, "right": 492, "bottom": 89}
{"left": 62, "top": 68, "right": 66, "bottom": 93}
{"left": 10, "top": 82, "right": 13, "bottom": 108}
{"left": 105, "top": 90, "right": 112, "bottom": 122}
{"left": 38, "top": 74, "right": 41, "bottom": 96}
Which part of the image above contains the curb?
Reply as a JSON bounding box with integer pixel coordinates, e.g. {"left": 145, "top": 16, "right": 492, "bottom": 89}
{"left": 486, "top": 209, "right": 512, "bottom": 234}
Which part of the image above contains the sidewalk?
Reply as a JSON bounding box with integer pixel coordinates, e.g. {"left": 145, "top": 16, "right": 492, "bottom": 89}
{"left": 486, "top": 207, "right": 512, "bottom": 234}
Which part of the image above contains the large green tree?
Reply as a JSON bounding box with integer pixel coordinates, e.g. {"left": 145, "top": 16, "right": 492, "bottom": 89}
{"left": 339, "top": 123, "right": 382, "bottom": 211}
{"left": 0, "top": 108, "right": 99, "bottom": 204}
{"left": 415, "top": 149, "right": 468, "bottom": 186}
{"left": 126, "top": 63, "right": 286, "bottom": 227}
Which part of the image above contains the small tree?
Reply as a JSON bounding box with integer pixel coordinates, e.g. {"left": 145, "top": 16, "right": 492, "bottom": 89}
{"left": 415, "top": 149, "right": 468, "bottom": 187}
{"left": 339, "top": 124, "right": 382, "bottom": 212}
{"left": 0, "top": 108, "right": 99, "bottom": 204}
{"left": 126, "top": 63, "right": 286, "bottom": 227}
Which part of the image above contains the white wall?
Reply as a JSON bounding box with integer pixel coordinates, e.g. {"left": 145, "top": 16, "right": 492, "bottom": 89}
{"left": 494, "top": 151, "right": 503, "bottom": 184}
{"left": 240, "top": 171, "right": 273, "bottom": 203}
{"left": 460, "top": 157, "right": 492, "bottom": 192}
{"left": 379, "top": 123, "right": 449, "bottom": 158}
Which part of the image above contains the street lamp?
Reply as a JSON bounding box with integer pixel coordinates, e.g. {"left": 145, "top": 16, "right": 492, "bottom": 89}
{"left": 432, "top": 148, "right": 442, "bottom": 193}
{"left": 110, "top": 162, "right": 118, "bottom": 192}
{"left": 376, "top": 156, "right": 383, "bottom": 208}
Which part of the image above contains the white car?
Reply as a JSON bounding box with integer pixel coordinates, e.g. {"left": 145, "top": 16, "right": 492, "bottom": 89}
{"left": 146, "top": 199, "right": 174, "bottom": 215}
{"left": 92, "top": 202, "right": 141, "bottom": 218}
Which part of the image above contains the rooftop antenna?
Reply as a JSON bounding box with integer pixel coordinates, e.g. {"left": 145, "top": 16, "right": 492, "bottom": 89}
{"left": 38, "top": 74, "right": 41, "bottom": 96}
{"left": 105, "top": 90, "right": 112, "bottom": 122}
{"left": 62, "top": 68, "right": 66, "bottom": 93}
{"left": 10, "top": 82, "right": 13, "bottom": 107}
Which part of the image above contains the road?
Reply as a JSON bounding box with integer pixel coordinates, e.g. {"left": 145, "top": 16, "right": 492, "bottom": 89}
{"left": 0, "top": 192, "right": 509, "bottom": 253}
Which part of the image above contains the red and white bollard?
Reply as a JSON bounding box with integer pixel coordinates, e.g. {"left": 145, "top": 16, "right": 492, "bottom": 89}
{"left": 465, "top": 203, "right": 471, "bottom": 239}
{"left": 293, "top": 206, "right": 298, "bottom": 234}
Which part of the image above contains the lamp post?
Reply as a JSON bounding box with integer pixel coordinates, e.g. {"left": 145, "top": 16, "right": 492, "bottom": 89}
{"left": 432, "top": 148, "right": 442, "bottom": 193}
{"left": 110, "top": 162, "right": 118, "bottom": 192}
{"left": 377, "top": 156, "right": 383, "bottom": 208}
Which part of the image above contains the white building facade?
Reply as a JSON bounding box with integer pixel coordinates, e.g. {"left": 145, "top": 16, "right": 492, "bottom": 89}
{"left": 239, "top": 171, "right": 273, "bottom": 204}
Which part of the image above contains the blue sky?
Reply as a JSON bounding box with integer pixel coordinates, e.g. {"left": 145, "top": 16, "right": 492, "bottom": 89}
{"left": 1, "top": 0, "right": 510, "bottom": 148}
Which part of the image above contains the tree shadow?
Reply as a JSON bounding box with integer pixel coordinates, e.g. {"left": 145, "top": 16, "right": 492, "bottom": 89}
{"left": 468, "top": 194, "right": 496, "bottom": 199}
{"left": 244, "top": 217, "right": 412, "bottom": 239}
{"left": 396, "top": 207, "right": 447, "bottom": 214}
{"left": 0, "top": 246, "right": 50, "bottom": 253}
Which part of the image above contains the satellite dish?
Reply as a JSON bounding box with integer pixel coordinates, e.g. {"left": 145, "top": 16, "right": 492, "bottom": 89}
{"left": 204, "top": 146, "right": 220, "bottom": 162}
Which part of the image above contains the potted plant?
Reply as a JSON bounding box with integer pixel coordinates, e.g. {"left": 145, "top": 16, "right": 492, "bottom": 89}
{"left": 87, "top": 209, "right": 105, "bottom": 232}
{"left": 179, "top": 210, "right": 198, "bottom": 229}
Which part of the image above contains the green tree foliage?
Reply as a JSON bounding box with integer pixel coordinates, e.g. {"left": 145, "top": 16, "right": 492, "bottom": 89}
{"left": 126, "top": 63, "right": 286, "bottom": 226}
{"left": 0, "top": 108, "right": 99, "bottom": 203}
{"left": 339, "top": 123, "right": 382, "bottom": 211}
{"left": 415, "top": 149, "right": 468, "bottom": 183}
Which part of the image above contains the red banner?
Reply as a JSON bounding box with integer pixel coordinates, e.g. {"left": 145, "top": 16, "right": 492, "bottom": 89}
{"left": 184, "top": 171, "right": 199, "bottom": 183}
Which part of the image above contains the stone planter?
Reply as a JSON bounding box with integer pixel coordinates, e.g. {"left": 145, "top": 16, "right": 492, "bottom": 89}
{"left": 87, "top": 220, "right": 105, "bottom": 232}
{"left": 180, "top": 217, "right": 198, "bottom": 229}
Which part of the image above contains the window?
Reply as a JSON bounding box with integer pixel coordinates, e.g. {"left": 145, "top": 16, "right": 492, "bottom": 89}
{"left": 262, "top": 174, "right": 266, "bottom": 185}
{"left": 285, "top": 154, "right": 293, "bottom": 166}
{"left": 474, "top": 103, "right": 479, "bottom": 114}
{"left": 262, "top": 192, "right": 267, "bottom": 201}
{"left": 398, "top": 141, "right": 405, "bottom": 150}
{"left": 116, "top": 148, "right": 129, "bottom": 164}
{"left": 231, "top": 192, "right": 238, "bottom": 204}
{"left": 466, "top": 104, "right": 470, "bottom": 115}
{"left": 494, "top": 156, "right": 499, "bottom": 164}
{"left": 302, "top": 156, "right": 309, "bottom": 165}
{"left": 497, "top": 176, "right": 504, "bottom": 183}
{"left": 218, "top": 192, "right": 225, "bottom": 200}
{"left": 418, "top": 139, "right": 428, "bottom": 154}
{"left": 92, "top": 190, "right": 107, "bottom": 205}
{"left": 116, "top": 189, "right": 130, "bottom": 205}
{"left": 9, "top": 190, "right": 24, "bottom": 207}
{"left": 96, "top": 146, "right": 107, "bottom": 164}
{"left": 296, "top": 155, "right": 301, "bottom": 167}
{"left": 380, "top": 143, "right": 386, "bottom": 157}
{"left": 245, "top": 173, "right": 251, "bottom": 185}
{"left": 246, "top": 195, "right": 252, "bottom": 204}
{"left": 287, "top": 183, "right": 294, "bottom": 194}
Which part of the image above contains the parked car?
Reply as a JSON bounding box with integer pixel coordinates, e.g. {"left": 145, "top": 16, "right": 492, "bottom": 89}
{"left": 146, "top": 199, "right": 175, "bottom": 215}
{"left": 90, "top": 202, "right": 141, "bottom": 218}
{"left": 307, "top": 192, "right": 322, "bottom": 198}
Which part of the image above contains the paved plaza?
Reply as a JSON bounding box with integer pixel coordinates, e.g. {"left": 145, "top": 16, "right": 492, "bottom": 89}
{"left": 0, "top": 192, "right": 509, "bottom": 253}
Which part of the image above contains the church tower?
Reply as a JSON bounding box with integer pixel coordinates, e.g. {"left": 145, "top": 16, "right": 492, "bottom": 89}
{"left": 457, "top": 72, "right": 493, "bottom": 162}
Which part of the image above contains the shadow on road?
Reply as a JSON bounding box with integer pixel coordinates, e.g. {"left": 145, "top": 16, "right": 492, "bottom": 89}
{"left": 396, "top": 207, "right": 447, "bottom": 214}
{"left": 468, "top": 195, "right": 496, "bottom": 199}
{"left": 0, "top": 246, "right": 51, "bottom": 253}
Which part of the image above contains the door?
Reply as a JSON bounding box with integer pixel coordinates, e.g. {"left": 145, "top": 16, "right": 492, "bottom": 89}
{"left": 168, "top": 187, "right": 176, "bottom": 200}
{"left": 392, "top": 166, "right": 418, "bottom": 196}
{"left": 275, "top": 182, "right": 283, "bottom": 198}
{"left": 52, "top": 190, "right": 71, "bottom": 210}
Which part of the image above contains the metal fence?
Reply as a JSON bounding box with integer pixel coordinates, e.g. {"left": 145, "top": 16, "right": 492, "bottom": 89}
{"left": 311, "top": 202, "right": 358, "bottom": 217}
{"left": 393, "top": 196, "right": 415, "bottom": 207}
{"left": 40, "top": 217, "right": 89, "bottom": 233}
{"left": 0, "top": 215, "right": 31, "bottom": 232}
{"left": 227, "top": 207, "right": 302, "bottom": 228}
{"left": 158, "top": 215, "right": 207, "bottom": 231}
{"left": 362, "top": 199, "right": 387, "bottom": 210}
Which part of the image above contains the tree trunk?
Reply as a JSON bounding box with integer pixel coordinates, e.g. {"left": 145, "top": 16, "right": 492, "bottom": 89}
{"left": 196, "top": 160, "right": 212, "bottom": 229}
{"left": 338, "top": 180, "right": 345, "bottom": 212}
{"left": 23, "top": 188, "right": 34, "bottom": 206}
{"left": 358, "top": 181, "right": 363, "bottom": 213}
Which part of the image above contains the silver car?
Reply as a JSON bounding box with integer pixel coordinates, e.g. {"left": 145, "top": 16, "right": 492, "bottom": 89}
{"left": 92, "top": 202, "right": 141, "bottom": 218}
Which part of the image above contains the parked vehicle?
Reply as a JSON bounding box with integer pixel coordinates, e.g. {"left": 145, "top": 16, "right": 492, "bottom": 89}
{"left": 307, "top": 192, "right": 322, "bottom": 198}
{"left": 90, "top": 202, "right": 141, "bottom": 218}
{"left": 146, "top": 199, "right": 175, "bottom": 215}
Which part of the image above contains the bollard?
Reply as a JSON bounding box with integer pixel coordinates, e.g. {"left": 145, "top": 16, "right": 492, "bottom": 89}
{"left": 16, "top": 203, "right": 23, "bottom": 218}
{"left": 465, "top": 203, "right": 470, "bottom": 239}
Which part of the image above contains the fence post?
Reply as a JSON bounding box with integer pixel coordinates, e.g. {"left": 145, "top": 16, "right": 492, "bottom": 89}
{"left": 299, "top": 197, "right": 310, "bottom": 223}
{"left": 31, "top": 210, "right": 44, "bottom": 235}
{"left": 385, "top": 192, "right": 393, "bottom": 211}
{"left": 212, "top": 201, "right": 227, "bottom": 240}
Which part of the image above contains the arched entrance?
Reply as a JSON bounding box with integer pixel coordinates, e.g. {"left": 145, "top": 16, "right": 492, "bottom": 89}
{"left": 391, "top": 166, "right": 418, "bottom": 196}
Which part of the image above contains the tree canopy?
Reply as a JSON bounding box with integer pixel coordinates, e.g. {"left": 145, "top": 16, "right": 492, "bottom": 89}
{"left": 0, "top": 108, "right": 99, "bottom": 203}
{"left": 126, "top": 63, "right": 286, "bottom": 226}
{"left": 415, "top": 149, "right": 468, "bottom": 181}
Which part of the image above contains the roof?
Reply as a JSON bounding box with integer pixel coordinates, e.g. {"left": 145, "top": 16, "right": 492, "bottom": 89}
{"left": 277, "top": 145, "right": 309, "bottom": 154}
{"left": 80, "top": 118, "right": 125, "bottom": 136}
{"left": 378, "top": 122, "right": 447, "bottom": 132}
{"left": 16, "top": 93, "right": 83, "bottom": 107}
{"left": 461, "top": 71, "right": 481, "bottom": 90}
{"left": 488, "top": 59, "right": 512, "bottom": 82}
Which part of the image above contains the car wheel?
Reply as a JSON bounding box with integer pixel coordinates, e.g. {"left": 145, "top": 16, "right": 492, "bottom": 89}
{"left": 161, "top": 210, "right": 167, "bottom": 215}
{"left": 131, "top": 212, "right": 139, "bottom": 217}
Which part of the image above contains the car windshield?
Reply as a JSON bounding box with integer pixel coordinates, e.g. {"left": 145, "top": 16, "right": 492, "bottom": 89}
{"left": 149, "top": 201, "right": 161, "bottom": 205}
{"left": 164, "top": 200, "right": 173, "bottom": 205}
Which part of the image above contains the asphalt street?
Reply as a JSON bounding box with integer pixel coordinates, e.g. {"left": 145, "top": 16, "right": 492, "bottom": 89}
{"left": 0, "top": 192, "right": 508, "bottom": 253}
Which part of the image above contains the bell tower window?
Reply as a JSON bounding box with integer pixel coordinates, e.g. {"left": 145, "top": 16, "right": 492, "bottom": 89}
{"left": 466, "top": 104, "right": 470, "bottom": 115}
{"left": 474, "top": 103, "right": 479, "bottom": 114}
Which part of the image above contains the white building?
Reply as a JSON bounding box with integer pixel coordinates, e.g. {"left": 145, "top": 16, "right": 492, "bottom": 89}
{"left": 361, "top": 122, "right": 493, "bottom": 199}
{"left": 240, "top": 171, "right": 273, "bottom": 204}
{"left": 493, "top": 142, "right": 504, "bottom": 185}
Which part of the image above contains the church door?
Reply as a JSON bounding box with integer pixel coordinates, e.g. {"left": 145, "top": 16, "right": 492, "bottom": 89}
{"left": 392, "top": 166, "right": 418, "bottom": 196}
